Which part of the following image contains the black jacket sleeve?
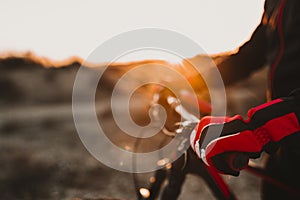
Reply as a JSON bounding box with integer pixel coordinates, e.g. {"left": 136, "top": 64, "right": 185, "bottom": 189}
{"left": 216, "top": 15, "right": 268, "bottom": 85}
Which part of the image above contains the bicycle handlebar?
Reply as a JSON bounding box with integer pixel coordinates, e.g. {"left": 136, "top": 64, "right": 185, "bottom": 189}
{"left": 153, "top": 89, "right": 249, "bottom": 173}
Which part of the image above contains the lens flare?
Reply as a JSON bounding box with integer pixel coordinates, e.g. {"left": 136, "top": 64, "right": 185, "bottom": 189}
{"left": 139, "top": 188, "right": 150, "bottom": 198}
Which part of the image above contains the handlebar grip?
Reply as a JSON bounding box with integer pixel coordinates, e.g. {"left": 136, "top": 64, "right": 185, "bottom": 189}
{"left": 225, "top": 153, "right": 249, "bottom": 171}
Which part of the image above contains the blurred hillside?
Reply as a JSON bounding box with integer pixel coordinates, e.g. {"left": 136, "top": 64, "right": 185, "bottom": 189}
{"left": 0, "top": 56, "right": 80, "bottom": 105}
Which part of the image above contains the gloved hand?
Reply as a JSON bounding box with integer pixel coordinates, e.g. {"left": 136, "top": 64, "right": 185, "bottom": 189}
{"left": 190, "top": 96, "right": 300, "bottom": 176}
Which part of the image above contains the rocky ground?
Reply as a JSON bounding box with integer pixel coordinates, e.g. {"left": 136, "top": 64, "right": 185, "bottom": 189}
{"left": 0, "top": 55, "right": 267, "bottom": 199}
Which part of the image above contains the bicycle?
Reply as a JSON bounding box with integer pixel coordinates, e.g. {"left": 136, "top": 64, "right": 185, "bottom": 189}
{"left": 132, "top": 86, "right": 300, "bottom": 200}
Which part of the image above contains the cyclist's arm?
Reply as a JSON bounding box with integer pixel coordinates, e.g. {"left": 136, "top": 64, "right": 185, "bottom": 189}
{"left": 215, "top": 12, "right": 268, "bottom": 85}
{"left": 190, "top": 89, "right": 300, "bottom": 175}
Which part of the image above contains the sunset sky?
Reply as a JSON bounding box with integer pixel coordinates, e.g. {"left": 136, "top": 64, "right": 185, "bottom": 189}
{"left": 0, "top": 0, "right": 264, "bottom": 62}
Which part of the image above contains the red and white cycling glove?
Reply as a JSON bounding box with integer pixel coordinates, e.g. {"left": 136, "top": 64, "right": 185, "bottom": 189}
{"left": 190, "top": 92, "right": 300, "bottom": 176}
